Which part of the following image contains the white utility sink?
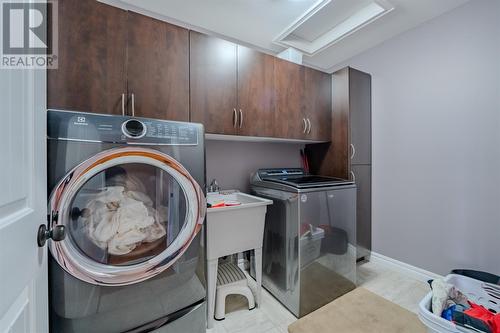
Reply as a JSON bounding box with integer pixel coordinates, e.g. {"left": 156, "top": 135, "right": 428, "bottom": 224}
{"left": 207, "top": 190, "right": 271, "bottom": 211}
{"left": 206, "top": 190, "right": 272, "bottom": 260}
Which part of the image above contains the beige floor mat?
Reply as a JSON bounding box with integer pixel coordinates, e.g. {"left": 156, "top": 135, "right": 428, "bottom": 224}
{"left": 288, "top": 287, "right": 426, "bottom": 333}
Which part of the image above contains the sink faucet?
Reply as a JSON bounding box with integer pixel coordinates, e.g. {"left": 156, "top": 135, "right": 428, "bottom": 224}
{"left": 208, "top": 179, "right": 220, "bottom": 193}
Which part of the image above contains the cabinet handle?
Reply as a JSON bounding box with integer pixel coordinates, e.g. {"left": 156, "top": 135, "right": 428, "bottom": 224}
{"left": 302, "top": 118, "right": 307, "bottom": 133}
{"left": 350, "top": 144, "right": 356, "bottom": 159}
{"left": 351, "top": 171, "right": 356, "bottom": 182}
{"left": 121, "top": 93, "right": 126, "bottom": 116}
{"left": 239, "top": 109, "right": 243, "bottom": 128}
{"left": 306, "top": 118, "right": 312, "bottom": 134}
{"left": 131, "top": 93, "right": 135, "bottom": 117}
{"left": 233, "top": 108, "right": 238, "bottom": 128}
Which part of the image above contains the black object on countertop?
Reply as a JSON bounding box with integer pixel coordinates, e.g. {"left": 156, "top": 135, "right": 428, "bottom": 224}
{"left": 451, "top": 269, "right": 500, "bottom": 285}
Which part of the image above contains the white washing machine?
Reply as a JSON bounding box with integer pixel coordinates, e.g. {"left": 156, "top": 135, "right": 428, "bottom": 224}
{"left": 42, "top": 110, "right": 207, "bottom": 332}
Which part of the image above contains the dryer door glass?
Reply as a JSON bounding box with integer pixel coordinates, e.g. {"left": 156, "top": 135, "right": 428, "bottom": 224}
{"left": 48, "top": 147, "right": 205, "bottom": 286}
{"left": 68, "top": 163, "right": 187, "bottom": 266}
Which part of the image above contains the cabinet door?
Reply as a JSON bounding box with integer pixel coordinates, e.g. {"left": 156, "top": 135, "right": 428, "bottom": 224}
{"left": 351, "top": 165, "right": 371, "bottom": 260}
{"left": 190, "top": 32, "right": 238, "bottom": 134}
{"left": 126, "top": 12, "right": 189, "bottom": 121}
{"left": 332, "top": 67, "right": 350, "bottom": 179}
{"left": 274, "top": 58, "right": 306, "bottom": 139}
{"left": 47, "top": 0, "right": 127, "bottom": 115}
{"left": 304, "top": 67, "right": 331, "bottom": 141}
{"left": 349, "top": 68, "right": 372, "bottom": 164}
{"left": 237, "top": 46, "right": 275, "bottom": 137}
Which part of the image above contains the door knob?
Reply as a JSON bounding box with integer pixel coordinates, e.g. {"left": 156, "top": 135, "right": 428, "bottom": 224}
{"left": 37, "top": 224, "right": 66, "bottom": 247}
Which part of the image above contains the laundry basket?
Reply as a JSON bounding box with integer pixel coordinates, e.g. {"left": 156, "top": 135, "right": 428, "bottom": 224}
{"left": 418, "top": 274, "right": 500, "bottom": 333}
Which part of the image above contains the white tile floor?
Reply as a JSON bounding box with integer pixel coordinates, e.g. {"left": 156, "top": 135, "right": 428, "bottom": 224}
{"left": 207, "top": 260, "right": 430, "bottom": 333}
{"left": 357, "top": 260, "right": 430, "bottom": 314}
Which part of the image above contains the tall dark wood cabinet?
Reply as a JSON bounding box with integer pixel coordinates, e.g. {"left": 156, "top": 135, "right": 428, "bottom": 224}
{"left": 347, "top": 68, "right": 372, "bottom": 261}
{"left": 48, "top": 0, "right": 190, "bottom": 121}
{"left": 306, "top": 66, "right": 372, "bottom": 261}
{"left": 126, "top": 12, "right": 189, "bottom": 121}
{"left": 47, "top": 0, "right": 127, "bottom": 115}
{"left": 190, "top": 32, "right": 238, "bottom": 134}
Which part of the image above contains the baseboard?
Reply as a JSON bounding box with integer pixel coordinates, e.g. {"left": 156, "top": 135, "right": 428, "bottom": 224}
{"left": 369, "top": 252, "right": 442, "bottom": 283}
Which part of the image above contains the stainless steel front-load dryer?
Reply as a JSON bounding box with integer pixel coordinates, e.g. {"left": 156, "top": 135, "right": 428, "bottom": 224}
{"left": 45, "top": 110, "right": 206, "bottom": 332}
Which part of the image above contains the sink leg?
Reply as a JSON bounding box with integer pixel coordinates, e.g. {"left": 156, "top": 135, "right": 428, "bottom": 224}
{"left": 254, "top": 247, "right": 262, "bottom": 308}
{"left": 207, "top": 258, "right": 218, "bottom": 329}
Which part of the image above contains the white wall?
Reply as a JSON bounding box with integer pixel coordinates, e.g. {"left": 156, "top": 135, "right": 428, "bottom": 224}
{"left": 339, "top": 0, "right": 500, "bottom": 275}
{"left": 205, "top": 140, "right": 304, "bottom": 193}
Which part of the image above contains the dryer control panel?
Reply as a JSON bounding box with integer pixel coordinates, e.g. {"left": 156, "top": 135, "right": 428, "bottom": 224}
{"left": 47, "top": 110, "right": 200, "bottom": 145}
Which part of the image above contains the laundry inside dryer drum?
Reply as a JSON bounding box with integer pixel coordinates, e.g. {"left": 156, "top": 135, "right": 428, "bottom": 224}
{"left": 68, "top": 163, "right": 187, "bottom": 266}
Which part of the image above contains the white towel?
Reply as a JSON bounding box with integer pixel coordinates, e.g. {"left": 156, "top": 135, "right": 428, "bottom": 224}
{"left": 80, "top": 186, "right": 166, "bottom": 256}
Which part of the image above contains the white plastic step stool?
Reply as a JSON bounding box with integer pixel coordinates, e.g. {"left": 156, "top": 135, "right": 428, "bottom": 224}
{"left": 215, "top": 262, "right": 255, "bottom": 320}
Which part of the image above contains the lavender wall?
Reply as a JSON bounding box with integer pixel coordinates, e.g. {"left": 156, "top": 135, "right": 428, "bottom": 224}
{"left": 337, "top": 0, "right": 500, "bottom": 275}
{"left": 205, "top": 140, "right": 304, "bottom": 192}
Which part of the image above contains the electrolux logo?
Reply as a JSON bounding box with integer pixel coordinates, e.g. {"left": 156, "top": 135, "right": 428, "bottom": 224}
{"left": 74, "top": 116, "right": 88, "bottom": 126}
{"left": 1, "top": 0, "right": 58, "bottom": 69}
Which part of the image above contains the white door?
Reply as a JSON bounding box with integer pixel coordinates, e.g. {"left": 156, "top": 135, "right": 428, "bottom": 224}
{"left": 0, "top": 23, "right": 48, "bottom": 333}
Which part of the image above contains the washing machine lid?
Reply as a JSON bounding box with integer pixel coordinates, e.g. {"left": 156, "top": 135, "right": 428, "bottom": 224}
{"left": 254, "top": 168, "right": 353, "bottom": 189}
{"left": 48, "top": 147, "right": 206, "bottom": 286}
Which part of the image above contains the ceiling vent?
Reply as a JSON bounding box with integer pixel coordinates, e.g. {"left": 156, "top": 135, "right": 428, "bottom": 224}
{"left": 274, "top": 0, "right": 394, "bottom": 56}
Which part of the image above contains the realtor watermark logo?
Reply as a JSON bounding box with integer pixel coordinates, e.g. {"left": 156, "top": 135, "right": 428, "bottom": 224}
{"left": 1, "top": 0, "right": 58, "bottom": 69}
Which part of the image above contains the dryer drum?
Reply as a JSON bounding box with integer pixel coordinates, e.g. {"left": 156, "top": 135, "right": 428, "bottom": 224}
{"left": 47, "top": 146, "right": 206, "bottom": 286}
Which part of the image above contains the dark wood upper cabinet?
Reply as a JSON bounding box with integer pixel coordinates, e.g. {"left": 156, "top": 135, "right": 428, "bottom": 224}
{"left": 48, "top": 3, "right": 189, "bottom": 121}
{"left": 190, "top": 31, "right": 238, "bottom": 135}
{"left": 126, "top": 12, "right": 189, "bottom": 121}
{"left": 273, "top": 59, "right": 331, "bottom": 141}
{"left": 190, "top": 35, "right": 276, "bottom": 137}
{"left": 237, "top": 46, "right": 275, "bottom": 137}
{"left": 47, "top": 0, "right": 127, "bottom": 115}
{"left": 273, "top": 58, "right": 305, "bottom": 139}
{"left": 49, "top": 4, "right": 333, "bottom": 141}
{"left": 303, "top": 67, "right": 332, "bottom": 141}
